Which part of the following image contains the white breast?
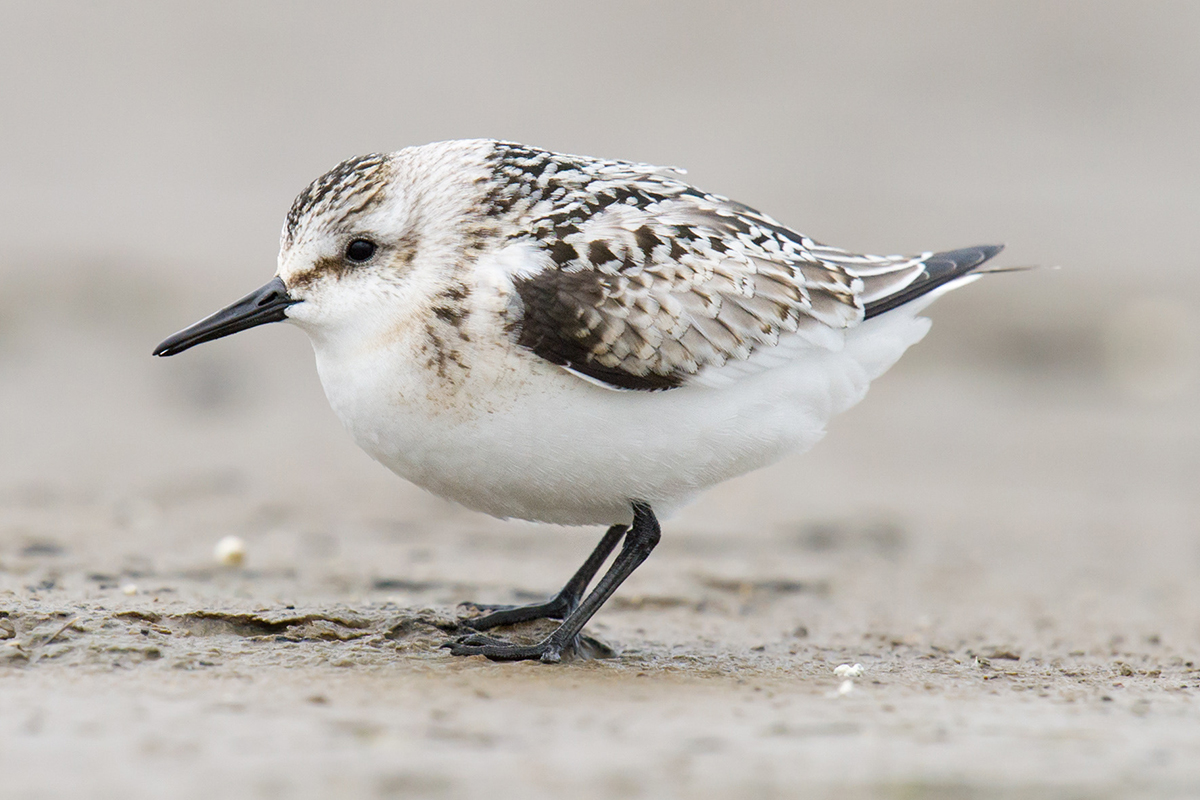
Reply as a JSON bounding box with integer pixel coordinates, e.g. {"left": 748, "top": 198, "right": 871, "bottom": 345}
{"left": 309, "top": 301, "right": 931, "bottom": 526}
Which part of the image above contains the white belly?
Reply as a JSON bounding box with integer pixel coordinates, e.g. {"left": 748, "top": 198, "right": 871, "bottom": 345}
{"left": 310, "top": 310, "right": 930, "bottom": 526}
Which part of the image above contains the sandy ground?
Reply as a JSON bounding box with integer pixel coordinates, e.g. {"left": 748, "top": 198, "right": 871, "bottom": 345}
{"left": 3, "top": 3, "right": 1200, "bottom": 798}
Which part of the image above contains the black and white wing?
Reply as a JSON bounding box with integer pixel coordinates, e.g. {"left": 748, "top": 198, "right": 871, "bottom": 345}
{"left": 486, "top": 143, "right": 1001, "bottom": 391}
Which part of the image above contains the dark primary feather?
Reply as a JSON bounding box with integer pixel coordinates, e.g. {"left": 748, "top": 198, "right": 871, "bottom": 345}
{"left": 862, "top": 245, "right": 1003, "bottom": 319}
{"left": 486, "top": 143, "right": 1000, "bottom": 391}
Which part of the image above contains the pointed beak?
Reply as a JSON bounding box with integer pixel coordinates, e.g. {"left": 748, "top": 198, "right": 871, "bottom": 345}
{"left": 153, "top": 276, "right": 298, "bottom": 357}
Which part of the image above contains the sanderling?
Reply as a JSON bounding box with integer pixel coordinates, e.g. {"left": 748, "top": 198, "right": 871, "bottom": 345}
{"left": 154, "top": 139, "right": 1003, "bottom": 662}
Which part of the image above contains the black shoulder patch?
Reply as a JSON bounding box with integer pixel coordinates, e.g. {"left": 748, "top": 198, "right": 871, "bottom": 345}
{"left": 512, "top": 269, "right": 683, "bottom": 391}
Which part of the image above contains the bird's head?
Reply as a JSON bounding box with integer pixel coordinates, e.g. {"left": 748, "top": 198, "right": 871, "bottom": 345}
{"left": 153, "top": 141, "right": 497, "bottom": 358}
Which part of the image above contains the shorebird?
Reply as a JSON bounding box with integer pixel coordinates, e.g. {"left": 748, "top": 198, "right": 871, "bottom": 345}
{"left": 155, "top": 139, "right": 1002, "bottom": 662}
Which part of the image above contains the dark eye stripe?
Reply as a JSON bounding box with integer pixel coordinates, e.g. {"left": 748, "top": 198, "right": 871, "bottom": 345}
{"left": 345, "top": 239, "right": 377, "bottom": 263}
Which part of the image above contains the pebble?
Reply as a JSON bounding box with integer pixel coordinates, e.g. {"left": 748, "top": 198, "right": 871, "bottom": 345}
{"left": 214, "top": 536, "right": 247, "bottom": 567}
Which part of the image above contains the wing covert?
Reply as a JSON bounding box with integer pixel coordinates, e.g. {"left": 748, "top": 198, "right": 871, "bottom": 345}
{"left": 486, "top": 142, "right": 999, "bottom": 391}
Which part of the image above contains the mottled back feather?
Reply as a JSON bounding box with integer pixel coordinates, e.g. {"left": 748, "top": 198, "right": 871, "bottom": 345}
{"left": 482, "top": 142, "right": 1000, "bottom": 391}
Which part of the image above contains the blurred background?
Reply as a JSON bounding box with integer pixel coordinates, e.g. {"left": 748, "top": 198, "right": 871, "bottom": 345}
{"left": 2, "top": 2, "right": 1200, "bottom": 795}
{"left": 3, "top": 0, "right": 1197, "bottom": 537}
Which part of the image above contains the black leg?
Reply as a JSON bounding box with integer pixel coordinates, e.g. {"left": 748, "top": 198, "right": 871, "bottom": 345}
{"left": 445, "top": 501, "right": 661, "bottom": 663}
{"left": 462, "top": 524, "right": 627, "bottom": 630}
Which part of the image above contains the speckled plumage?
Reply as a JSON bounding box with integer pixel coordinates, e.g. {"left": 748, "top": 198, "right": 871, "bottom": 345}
{"left": 284, "top": 153, "right": 391, "bottom": 247}
{"left": 476, "top": 142, "right": 995, "bottom": 390}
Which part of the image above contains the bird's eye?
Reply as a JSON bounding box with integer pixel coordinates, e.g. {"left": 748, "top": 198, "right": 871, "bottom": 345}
{"left": 345, "top": 239, "right": 377, "bottom": 263}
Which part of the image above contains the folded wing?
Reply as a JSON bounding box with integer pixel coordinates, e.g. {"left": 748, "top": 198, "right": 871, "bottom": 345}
{"left": 492, "top": 144, "right": 1001, "bottom": 391}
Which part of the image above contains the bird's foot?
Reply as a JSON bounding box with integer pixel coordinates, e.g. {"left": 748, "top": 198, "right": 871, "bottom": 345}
{"left": 442, "top": 630, "right": 615, "bottom": 663}
{"left": 443, "top": 632, "right": 565, "bottom": 663}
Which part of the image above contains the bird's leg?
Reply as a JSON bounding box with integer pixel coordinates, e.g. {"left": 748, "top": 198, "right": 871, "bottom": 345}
{"left": 461, "top": 523, "right": 627, "bottom": 630}
{"left": 445, "top": 501, "right": 661, "bottom": 663}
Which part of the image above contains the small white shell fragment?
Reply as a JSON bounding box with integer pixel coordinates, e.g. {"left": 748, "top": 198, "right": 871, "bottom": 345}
{"left": 214, "top": 535, "right": 247, "bottom": 567}
{"left": 121, "top": 583, "right": 138, "bottom": 596}
{"left": 834, "top": 663, "right": 864, "bottom": 678}
{"left": 836, "top": 679, "right": 854, "bottom": 696}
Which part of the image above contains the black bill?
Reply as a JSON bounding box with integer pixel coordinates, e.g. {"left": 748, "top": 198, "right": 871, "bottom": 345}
{"left": 153, "top": 276, "right": 298, "bottom": 357}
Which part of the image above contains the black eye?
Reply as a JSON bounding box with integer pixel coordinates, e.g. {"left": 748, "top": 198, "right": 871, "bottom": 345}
{"left": 345, "top": 239, "right": 377, "bottom": 263}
